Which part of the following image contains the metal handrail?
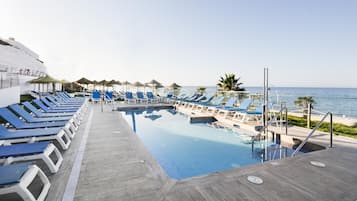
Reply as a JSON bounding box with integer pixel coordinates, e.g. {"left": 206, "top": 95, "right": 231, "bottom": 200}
{"left": 291, "top": 112, "right": 333, "bottom": 156}
{"left": 277, "top": 106, "right": 288, "bottom": 135}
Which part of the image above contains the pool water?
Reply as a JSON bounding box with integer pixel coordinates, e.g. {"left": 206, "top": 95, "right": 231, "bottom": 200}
{"left": 120, "top": 109, "right": 295, "bottom": 179}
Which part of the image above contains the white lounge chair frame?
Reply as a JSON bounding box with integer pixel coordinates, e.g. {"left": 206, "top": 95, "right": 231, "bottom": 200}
{"left": 0, "top": 165, "right": 51, "bottom": 201}
{"left": 1, "top": 129, "right": 71, "bottom": 150}
{"left": 0, "top": 143, "right": 63, "bottom": 173}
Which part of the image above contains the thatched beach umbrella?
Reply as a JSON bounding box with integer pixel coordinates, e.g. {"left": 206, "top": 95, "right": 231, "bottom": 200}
{"left": 60, "top": 79, "right": 70, "bottom": 91}
{"left": 147, "top": 79, "right": 161, "bottom": 86}
{"left": 76, "top": 77, "right": 93, "bottom": 85}
{"left": 169, "top": 82, "right": 181, "bottom": 96}
{"left": 143, "top": 83, "right": 150, "bottom": 93}
{"left": 98, "top": 80, "right": 109, "bottom": 90}
{"left": 76, "top": 77, "right": 93, "bottom": 91}
{"left": 107, "top": 80, "right": 117, "bottom": 86}
{"left": 122, "top": 81, "right": 131, "bottom": 92}
{"left": 29, "top": 74, "right": 60, "bottom": 94}
{"left": 169, "top": 83, "right": 181, "bottom": 89}
{"left": 147, "top": 80, "right": 164, "bottom": 95}
{"left": 107, "top": 80, "right": 121, "bottom": 91}
{"left": 132, "top": 81, "right": 144, "bottom": 92}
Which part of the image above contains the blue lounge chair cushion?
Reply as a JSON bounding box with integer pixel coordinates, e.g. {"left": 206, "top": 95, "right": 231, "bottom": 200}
{"left": 0, "top": 162, "right": 32, "bottom": 186}
{"left": 199, "top": 96, "right": 224, "bottom": 106}
{"left": 146, "top": 92, "right": 155, "bottom": 99}
{"left": 136, "top": 92, "right": 146, "bottom": 99}
{"left": 0, "top": 108, "right": 68, "bottom": 129}
{"left": 9, "top": 104, "right": 72, "bottom": 123}
{"left": 22, "top": 102, "right": 75, "bottom": 117}
{"left": 105, "top": 92, "right": 113, "bottom": 100}
{"left": 215, "top": 97, "right": 238, "bottom": 109}
{"left": 92, "top": 91, "right": 101, "bottom": 99}
{"left": 0, "top": 125, "right": 62, "bottom": 140}
{"left": 33, "top": 100, "right": 78, "bottom": 113}
{"left": 40, "top": 97, "right": 79, "bottom": 110}
{"left": 222, "top": 99, "right": 252, "bottom": 111}
{"left": 47, "top": 96, "right": 82, "bottom": 106}
{"left": 0, "top": 142, "right": 50, "bottom": 158}
{"left": 246, "top": 106, "right": 263, "bottom": 115}
{"left": 125, "top": 92, "right": 134, "bottom": 99}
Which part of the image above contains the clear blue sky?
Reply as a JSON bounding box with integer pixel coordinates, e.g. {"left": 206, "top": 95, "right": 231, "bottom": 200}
{"left": 1, "top": 0, "right": 356, "bottom": 87}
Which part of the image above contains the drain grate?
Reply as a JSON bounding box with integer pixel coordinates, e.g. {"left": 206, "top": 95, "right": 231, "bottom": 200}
{"left": 247, "top": 176, "right": 263, "bottom": 185}
{"left": 310, "top": 161, "right": 326, "bottom": 168}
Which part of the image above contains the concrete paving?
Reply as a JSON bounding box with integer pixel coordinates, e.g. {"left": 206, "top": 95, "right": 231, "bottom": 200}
{"left": 71, "top": 104, "right": 357, "bottom": 201}
{"left": 7, "top": 103, "right": 354, "bottom": 201}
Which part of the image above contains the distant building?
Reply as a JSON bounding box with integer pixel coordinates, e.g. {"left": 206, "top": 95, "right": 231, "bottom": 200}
{"left": 0, "top": 37, "right": 47, "bottom": 106}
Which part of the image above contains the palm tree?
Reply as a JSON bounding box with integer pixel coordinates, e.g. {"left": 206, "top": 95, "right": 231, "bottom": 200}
{"left": 294, "top": 96, "right": 316, "bottom": 112}
{"left": 196, "top": 87, "right": 206, "bottom": 95}
{"left": 294, "top": 96, "right": 316, "bottom": 128}
{"left": 217, "top": 73, "right": 245, "bottom": 91}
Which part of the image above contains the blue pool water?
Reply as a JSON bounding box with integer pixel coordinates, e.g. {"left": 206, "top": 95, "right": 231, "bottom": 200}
{"left": 121, "top": 109, "right": 295, "bottom": 179}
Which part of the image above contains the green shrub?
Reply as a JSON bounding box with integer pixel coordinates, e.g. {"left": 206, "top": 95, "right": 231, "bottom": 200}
{"left": 288, "top": 115, "right": 357, "bottom": 139}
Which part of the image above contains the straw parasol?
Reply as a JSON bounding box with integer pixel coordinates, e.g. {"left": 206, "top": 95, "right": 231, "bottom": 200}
{"left": 60, "top": 79, "right": 70, "bottom": 91}
{"left": 107, "top": 79, "right": 121, "bottom": 85}
{"left": 76, "top": 77, "right": 93, "bottom": 85}
{"left": 122, "top": 81, "right": 131, "bottom": 92}
{"left": 146, "top": 80, "right": 163, "bottom": 95}
{"left": 147, "top": 79, "right": 161, "bottom": 86}
{"left": 107, "top": 80, "right": 121, "bottom": 91}
{"left": 143, "top": 83, "right": 150, "bottom": 92}
{"left": 28, "top": 74, "right": 60, "bottom": 94}
{"left": 169, "top": 82, "right": 181, "bottom": 89}
{"left": 98, "top": 80, "right": 109, "bottom": 91}
{"left": 132, "top": 81, "right": 144, "bottom": 92}
{"left": 29, "top": 75, "right": 60, "bottom": 84}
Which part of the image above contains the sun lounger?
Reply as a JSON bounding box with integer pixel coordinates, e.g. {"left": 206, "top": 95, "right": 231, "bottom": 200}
{"left": 33, "top": 99, "right": 79, "bottom": 113}
{"left": 181, "top": 95, "right": 207, "bottom": 107}
{"left": 136, "top": 92, "right": 148, "bottom": 103}
{"left": 9, "top": 104, "right": 79, "bottom": 129}
{"left": 57, "top": 92, "right": 85, "bottom": 103}
{"left": 0, "top": 108, "right": 76, "bottom": 139}
{"left": 195, "top": 96, "right": 224, "bottom": 112}
{"left": 146, "top": 92, "right": 159, "bottom": 103}
{"left": 22, "top": 102, "right": 78, "bottom": 120}
{"left": 206, "top": 97, "right": 237, "bottom": 114}
{"left": 91, "top": 91, "right": 101, "bottom": 103}
{"left": 47, "top": 96, "right": 83, "bottom": 107}
{"left": 125, "top": 92, "right": 136, "bottom": 104}
{"left": 235, "top": 105, "right": 263, "bottom": 122}
{"left": 0, "top": 141, "right": 63, "bottom": 173}
{"left": 40, "top": 97, "right": 80, "bottom": 110}
{"left": 186, "top": 96, "right": 214, "bottom": 109}
{"left": 0, "top": 125, "right": 70, "bottom": 150}
{"left": 0, "top": 162, "right": 50, "bottom": 201}
{"left": 217, "top": 98, "right": 251, "bottom": 117}
{"left": 104, "top": 91, "right": 114, "bottom": 103}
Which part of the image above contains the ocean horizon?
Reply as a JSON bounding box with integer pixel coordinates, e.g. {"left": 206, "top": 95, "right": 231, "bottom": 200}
{"left": 168, "top": 86, "right": 357, "bottom": 118}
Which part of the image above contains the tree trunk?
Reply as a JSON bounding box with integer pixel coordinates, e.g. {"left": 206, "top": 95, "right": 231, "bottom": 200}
{"left": 307, "top": 103, "right": 312, "bottom": 128}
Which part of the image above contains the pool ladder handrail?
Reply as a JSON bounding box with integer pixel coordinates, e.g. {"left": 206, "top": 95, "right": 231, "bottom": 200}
{"left": 291, "top": 112, "right": 333, "bottom": 156}
{"left": 274, "top": 106, "right": 288, "bottom": 135}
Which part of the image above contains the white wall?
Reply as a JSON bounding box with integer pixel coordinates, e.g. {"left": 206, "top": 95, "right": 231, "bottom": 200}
{"left": 0, "top": 86, "right": 20, "bottom": 107}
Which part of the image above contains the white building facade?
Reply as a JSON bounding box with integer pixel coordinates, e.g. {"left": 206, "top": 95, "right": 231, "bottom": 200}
{"left": 0, "top": 37, "right": 47, "bottom": 107}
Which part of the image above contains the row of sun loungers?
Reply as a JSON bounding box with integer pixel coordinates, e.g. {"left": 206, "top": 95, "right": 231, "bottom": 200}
{"left": 173, "top": 94, "right": 263, "bottom": 122}
{"left": 91, "top": 91, "right": 161, "bottom": 104}
{"left": 0, "top": 92, "right": 88, "bottom": 201}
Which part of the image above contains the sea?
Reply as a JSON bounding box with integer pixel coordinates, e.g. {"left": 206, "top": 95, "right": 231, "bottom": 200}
{"left": 158, "top": 86, "right": 357, "bottom": 118}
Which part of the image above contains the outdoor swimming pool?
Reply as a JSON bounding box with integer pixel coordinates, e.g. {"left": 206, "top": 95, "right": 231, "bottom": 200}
{"left": 120, "top": 108, "right": 296, "bottom": 179}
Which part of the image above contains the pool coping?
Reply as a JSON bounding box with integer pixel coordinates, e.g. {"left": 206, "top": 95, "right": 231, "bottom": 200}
{"left": 71, "top": 104, "right": 357, "bottom": 201}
